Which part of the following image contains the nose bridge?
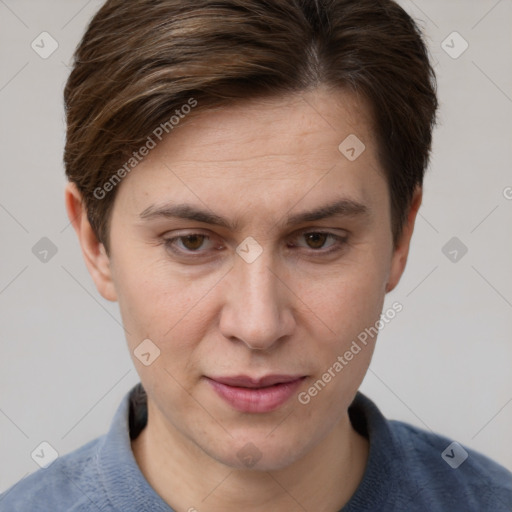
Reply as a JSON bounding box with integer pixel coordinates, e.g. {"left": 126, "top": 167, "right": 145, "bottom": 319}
{"left": 238, "top": 249, "right": 278, "bottom": 312}
{"left": 222, "top": 243, "right": 291, "bottom": 350}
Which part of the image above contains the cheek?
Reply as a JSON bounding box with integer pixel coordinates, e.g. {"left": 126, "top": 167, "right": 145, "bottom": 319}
{"left": 295, "top": 254, "right": 389, "bottom": 419}
{"left": 112, "top": 250, "right": 214, "bottom": 353}
{"left": 113, "top": 260, "right": 214, "bottom": 408}
{"left": 299, "top": 245, "right": 391, "bottom": 341}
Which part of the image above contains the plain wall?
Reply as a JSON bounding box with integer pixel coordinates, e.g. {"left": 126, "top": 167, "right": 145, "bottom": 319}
{"left": 1, "top": 0, "right": 511, "bottom": 493}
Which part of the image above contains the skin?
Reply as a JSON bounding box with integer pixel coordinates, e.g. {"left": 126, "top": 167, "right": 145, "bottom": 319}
{"left": 65, "top": 85, "right": 421, "bottom": 512}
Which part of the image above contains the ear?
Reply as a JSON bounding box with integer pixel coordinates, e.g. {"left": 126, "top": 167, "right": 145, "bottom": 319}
{"left": 385, "top": 186, "right": 422, "bottom": 293}
{"left": 64, "top": 182, "right": 118, "bottom": 302}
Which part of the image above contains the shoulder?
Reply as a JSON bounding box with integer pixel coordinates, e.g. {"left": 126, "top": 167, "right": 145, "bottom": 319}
{"left": 0, "top": 436, "right": 105, "bottom": 512}
{"left": 389, "top": 419, "right": 512, "bottom": 510}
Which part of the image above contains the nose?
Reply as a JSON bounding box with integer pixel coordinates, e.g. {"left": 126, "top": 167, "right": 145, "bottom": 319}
{"left": 219, "top": 248, "right": 295, "bottom": 351}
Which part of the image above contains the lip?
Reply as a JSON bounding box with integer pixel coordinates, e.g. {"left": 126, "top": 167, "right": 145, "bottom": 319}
{"left": 205, "top": 374, "right": 306, "bottom": 413}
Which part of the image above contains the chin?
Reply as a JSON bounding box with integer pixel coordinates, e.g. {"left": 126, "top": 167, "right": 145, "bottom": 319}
{"left": 207, "top": 433, "right": 308, "bottom": 472}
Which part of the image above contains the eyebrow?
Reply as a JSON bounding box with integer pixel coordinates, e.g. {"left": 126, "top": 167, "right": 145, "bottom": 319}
{"left": 139, "top": 198, "right": 370, "bottom": 231}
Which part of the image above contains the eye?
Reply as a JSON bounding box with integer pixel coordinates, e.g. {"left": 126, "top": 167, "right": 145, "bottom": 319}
{"left": 164, "top": 233, "right": 215, "bottom": 254}
{"left": 162, "top": 230, "right": 348, "bottom": 259}
{"left": 290, "top": 231, "right": 348, "bottom": 254}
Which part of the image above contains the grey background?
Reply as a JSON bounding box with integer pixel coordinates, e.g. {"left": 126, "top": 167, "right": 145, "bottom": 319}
{"left": 1, "top": 0, "right": 511, "bottom": 493}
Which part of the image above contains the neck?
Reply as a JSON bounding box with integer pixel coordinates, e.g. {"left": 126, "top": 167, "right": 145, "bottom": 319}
{"left": 132, "top": 400, "right": 369, "bottom": 512}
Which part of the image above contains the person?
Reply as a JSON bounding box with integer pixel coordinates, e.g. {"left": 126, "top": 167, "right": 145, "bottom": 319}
{"left": 2, "top": 0, "right": 511, "bottom": 510}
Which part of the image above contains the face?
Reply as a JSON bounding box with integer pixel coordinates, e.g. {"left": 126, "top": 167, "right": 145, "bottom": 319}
{"left": 86, "top": 86, "right": 413, "bottom": 471}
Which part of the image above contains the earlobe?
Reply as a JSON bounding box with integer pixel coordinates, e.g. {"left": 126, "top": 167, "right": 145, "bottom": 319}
{"left": 64, "top": 182, "right": 118, "bottom": 302}
{"left": 385, "top": 187, "right": 422, "bottom": 293}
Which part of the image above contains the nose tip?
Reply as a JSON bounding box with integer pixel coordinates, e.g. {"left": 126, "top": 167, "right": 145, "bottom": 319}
{"left": 238, "top": 323, "right": 284, "bottom": 351}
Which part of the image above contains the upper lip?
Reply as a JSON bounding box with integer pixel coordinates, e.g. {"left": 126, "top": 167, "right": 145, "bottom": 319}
{"left": 207, "top": 374, "right": 305, "bottom": 388}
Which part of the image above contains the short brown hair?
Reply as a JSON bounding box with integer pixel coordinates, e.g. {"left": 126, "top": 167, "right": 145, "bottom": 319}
{"left": 64, "top": 0, "right": 437, "bottom": 254}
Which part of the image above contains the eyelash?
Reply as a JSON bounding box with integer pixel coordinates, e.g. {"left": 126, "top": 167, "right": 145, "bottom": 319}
{"left": 162, "top": 230, "right": 348, "bottom": 258}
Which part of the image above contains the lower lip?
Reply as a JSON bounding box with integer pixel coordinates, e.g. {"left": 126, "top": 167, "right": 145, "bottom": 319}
{"left": 206, "top": 377, "right": 305, "bottom": 413}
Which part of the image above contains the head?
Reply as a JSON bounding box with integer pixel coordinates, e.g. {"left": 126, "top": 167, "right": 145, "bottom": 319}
{"left": 64, "top": 0, "right": 437, "bottom": 471}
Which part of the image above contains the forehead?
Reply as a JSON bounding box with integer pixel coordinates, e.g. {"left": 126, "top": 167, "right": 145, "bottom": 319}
{"left": 156, "top": 86, "right": 374, "bottom": 167}
{"left": 114, "top": 86, "right": 384, "bottom": 216}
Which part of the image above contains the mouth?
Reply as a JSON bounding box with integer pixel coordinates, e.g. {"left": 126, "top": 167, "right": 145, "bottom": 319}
{"left": 205, "top": 374, "right": 307, "bottom": 413}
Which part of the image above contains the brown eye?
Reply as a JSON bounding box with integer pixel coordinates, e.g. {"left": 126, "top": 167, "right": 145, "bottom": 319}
{"left": 291, "top": 231, "right": 347, "bottom": 253}
{"left": 163, "top": 233, "right": 214, "bottom": 255}
{"left": 179, "top": 234, "right": 206, "bottom": 251}
{"left": 304, "top": 232, "right": 329, "bottom": 249}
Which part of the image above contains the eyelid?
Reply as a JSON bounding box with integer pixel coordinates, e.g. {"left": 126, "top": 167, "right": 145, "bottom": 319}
{"left": 162, "top": 227, "right": 348, "bottom": 240}
{"left": 294, "top": 226, "right": 348, "bottom": 238}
